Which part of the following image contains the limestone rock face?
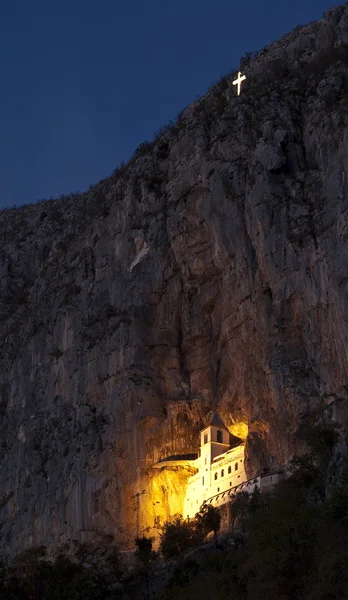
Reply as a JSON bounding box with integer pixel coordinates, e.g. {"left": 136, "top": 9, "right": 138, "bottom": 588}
{"left": 1, "top": 5, "right": 348, "bottom": 555}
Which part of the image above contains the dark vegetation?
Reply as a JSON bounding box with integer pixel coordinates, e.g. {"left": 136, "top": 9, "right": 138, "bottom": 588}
{"left": 159, "top": 420, "right": 348, "bottom": 600}
{"left": 159, "top": 504, "right": 221, "bottom": 561}
{"left": 1, "top": 421, "right": 348, "bottom": 599}
{"left": 0, "top": 545, "right": 124, "bottom": 600}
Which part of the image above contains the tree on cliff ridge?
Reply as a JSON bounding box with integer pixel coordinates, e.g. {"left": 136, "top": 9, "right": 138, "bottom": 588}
{"left": 160, "top": 516, "right": 203, "bottom": 560}
{"left": 195, "top": 504, "right": 221, "bottom": 547}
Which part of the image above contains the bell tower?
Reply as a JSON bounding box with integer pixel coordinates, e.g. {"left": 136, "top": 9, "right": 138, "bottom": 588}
{"left": 200, "top": 414, "right": 230, "bottom": 468}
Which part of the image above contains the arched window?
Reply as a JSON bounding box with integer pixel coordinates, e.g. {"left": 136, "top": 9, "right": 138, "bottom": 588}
{"left": 221, "top": 469, "right": 224, "bottom": 477}
{"left": 204, "top": 434, "right": 208, "bottom": 444}
{"left": 235, "top": 462, "right": 238, "bottom": 471}
{"left": 214, "top": 473, "right": 218, "bottom": 480}
{"left": 228, "top": 466, "right": 232, "bottom": 474}
{"left": 216, "top": 430, "right": 223, "bottom": 443}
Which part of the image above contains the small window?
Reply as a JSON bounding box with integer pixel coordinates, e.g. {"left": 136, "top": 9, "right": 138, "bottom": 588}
{"left": 202, "top": 477, "right": 204, "bottom": 485}
{"left": 235, "top": 462, "right": 238, "bottom": 471}
{"left": 204, "top": 457, "right": 207, "bottom": 465}
{"left": 214, "top": 473, "right": 218, "bottom": 480}
{"left": 216, "top": 430, "right": 223, "bottom": 443}
{"left": 204, "top": 434, "right": 208, "bottom": 444}
{"left": 228, "top": 466, "right": 232, "bottom": 474}
{"left": 221, "top": 469, "right": 224, "bottom": 477}
{"left": 217, "top": 487, "right": 220, "bottom": 492}
{"left": 230, "top": 481, "right": 232, "bottom": 486}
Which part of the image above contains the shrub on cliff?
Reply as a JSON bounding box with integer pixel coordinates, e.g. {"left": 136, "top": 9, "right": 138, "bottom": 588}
{"left": 135, "top": 536, "right": 156, "bottom": 567}
{"left": 0, "top": 546, "right": 125, "bottom": 600}
{"left": 134, "top": 537, "right": 157, "bottom": 600}
{"left": 195, "top": 504, "right": 221, "bottom": 547}
{"left": 160, "top": 516, "right": 203, "bottom": 560}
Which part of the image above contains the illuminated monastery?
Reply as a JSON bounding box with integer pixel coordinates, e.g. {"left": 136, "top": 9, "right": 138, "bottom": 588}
{"left": 153, "top": 414, "right": 283, "bottom": 526}
{"left": 183, "top": 415, "right": 247, "bottom": 518}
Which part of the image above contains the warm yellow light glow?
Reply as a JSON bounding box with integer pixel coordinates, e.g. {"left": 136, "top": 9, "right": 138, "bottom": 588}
{"left": 139, "top": 466, "right": 192, "bottom": 545}
{"left": 141, "top": 420, "right": 250, "bottom": 543}
{"left": 228, "top": 421, "right": 248, "bottom": 440}
{"left": 232, "top": 71, "right": 246, "bottom": 96}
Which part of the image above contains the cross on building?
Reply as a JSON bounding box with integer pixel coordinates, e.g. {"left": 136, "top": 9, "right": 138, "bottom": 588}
{"left": 232, "top": 71, "right": 246, "bottom": 96}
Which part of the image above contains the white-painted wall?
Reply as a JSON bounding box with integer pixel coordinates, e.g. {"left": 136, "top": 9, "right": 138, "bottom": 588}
{"left": 182, "top": 426, "right": 284, "bottom": 521}
{"left": 183, "top": 424, "right": 247, "bottom": 518}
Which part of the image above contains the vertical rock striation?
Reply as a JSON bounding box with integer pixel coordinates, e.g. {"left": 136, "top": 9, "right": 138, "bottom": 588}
{"left": 1, "top": 4, "right": 348, "bottom": 554}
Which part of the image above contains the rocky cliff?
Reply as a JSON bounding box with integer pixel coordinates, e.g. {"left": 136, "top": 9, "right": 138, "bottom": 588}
{"left": 1, "top": 3, "right": 348, "bottom": 556}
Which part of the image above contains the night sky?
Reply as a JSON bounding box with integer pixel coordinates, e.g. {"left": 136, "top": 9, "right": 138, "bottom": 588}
{"left": 0, "top": 0, "right": 340, "bottom": 208}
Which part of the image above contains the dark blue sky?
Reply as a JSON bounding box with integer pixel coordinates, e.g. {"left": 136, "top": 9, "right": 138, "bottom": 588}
{"left": 0, "top": 0, "right": 339, "bottom": 208}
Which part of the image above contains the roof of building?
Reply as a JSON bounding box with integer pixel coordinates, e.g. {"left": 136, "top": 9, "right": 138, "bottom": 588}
{"left": 201, "top": 413, "right": 227, "bottom": 431}
{"left": 157, "top": 453, "right": 198, "bottom": 464}
{"left": 152, "top": 453, "right": 199, "bottom": 472}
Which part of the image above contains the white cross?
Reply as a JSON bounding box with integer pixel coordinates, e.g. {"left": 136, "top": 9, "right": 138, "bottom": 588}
{"left": 232, "top": 71, "right": 246, "bottom": 96}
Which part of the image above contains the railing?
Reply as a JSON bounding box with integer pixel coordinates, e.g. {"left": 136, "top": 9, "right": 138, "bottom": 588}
{"left": 202, "top": 476, "right": 261, "bottom": 508}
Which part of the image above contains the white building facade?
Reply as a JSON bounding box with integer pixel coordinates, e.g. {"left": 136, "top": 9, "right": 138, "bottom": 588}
{"left": 183, "top": 416, "right": 283, "bottom": 519}
{"left": 183, "top": 417, "right": 248, "bottom": 518}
